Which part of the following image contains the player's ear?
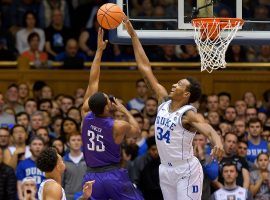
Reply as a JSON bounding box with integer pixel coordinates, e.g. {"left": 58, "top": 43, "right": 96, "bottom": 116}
{"left": 184, "top": 91, "right": 190, "bottom": 98}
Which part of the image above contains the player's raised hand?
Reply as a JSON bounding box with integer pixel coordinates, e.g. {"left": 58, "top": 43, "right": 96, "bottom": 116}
{"left": 122, "top": 17, "right": 137, "bottom": 38}
{"left": 82, "top": 180, "right": 95, "bottom": 199}
{"left": 210, "top": 144, "right": 224, "bottom": 161}
{"left": 111, "top": 97, "right": 129, "bottom": 114}
{"left": 97, "top": 28, "right": 108, "bottom": 51}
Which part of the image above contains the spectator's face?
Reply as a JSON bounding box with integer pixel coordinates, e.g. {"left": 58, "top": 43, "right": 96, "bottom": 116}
{"left": 134, "top": 117, "right": 143, "bottom": 130}
{"left": 41, "top": 86, "right": 53, "bottom": 99}
{"left": 29, "top": 36, "right": 40, "bottom": 51}
{"left": 25, "top": 101, "right": 37, "bottom": 115}
{"left": 225, "top": 107, "right": 236, "bottom": 122}
{"left": 51, "top": 101, "right": 61, "bottom": 117}
{"left": 245, "top": 108, "right": 257, "bottom": 122}
{"left": 61, "top": 98, "right": 73, "bottom": 114}
{"left": 248, "top": 122, "right": 262, "bottom": 137}
{"left": 145, "top": 99, "right": 157, "bottom": 116}
{"left": 257, "top": 154, "right": 269, "bottom": 171}
{"left": 237, "top": 142, "right": 247, "bottom": 157}
{"left": 36, "top": 129, "right": 50, "bottom": 144}
{"left": 63, "top": 120, "right": 77, "bottom": 134}
{"left": 75, "top": 88, "right": 85, "bottom": 98}
{"left": 17, "top": 114, "right": 29, "bottom": 128}
{"left": 40, "top": 102, "right": 52, "bottom": 113}
{"left": 22, "top": 181, "right": 36, "bottom": 197}
{"left": 30, "top": 139, "right": 44, "bottom": 157}
{"left": 0, "top": 94, "right": 4, "bottom": 112}
{"left": 52, "top": 10, "right": 63, "bottom": 25}
{"left": 207, "top": 95, "right": 218, "bottom": 112}
{"left": 235, "top": 100, "right": 247, "bottom": 116}
{"left": 18, "top": 84, "right": 29, "bottom": 99}
{"left": 218, "top": 95, "right": 230, "bottom": 110}
{"left": 0, "top": 129, "right": 10, "bottom": 148}
{"left": 233, "top": 120, "right": 246, "bottom": 136}
{"left": 222, "top": 165, "right": 237, "bottom": 185}
{"left": 13, "top": 127, "right": 27, "bottom": 144}
{"left": 66, "top": 40, "right": 78, "bottom": 57}
{"left": 52, "top": 119, "right": 62, "bottom": 136}
{"left": 258, "top": 112, "right": 267, "bottom": 124}
{"left": 42, "top": 111, "right": 51, "bottom": 127}
{"left": 67, "top": 109, "right": 81, "bottom": 124}
{"left": 75, "top": 97, "right": 83, "bottom": 108}
{"left": 68, "top": 135, "right": 82, "bottom": 151}
{"left": 219, "top": 123, "right": 232, "bottom": 136}
{"left": 148, "top": 145, "right": 159, "bottom": 159}
{"left": 162, "top": 45, "right": 175, "bottom": 56}
{"left": 52, "top": 140, "right": 64, "bottom": 155}
{"left": 193, "top": 134, "right": 207, "bottom": 147}
{"left": 136, "top": 81, "right": 148, "bottom": 98}
{"left": 224, "top": 134, "right": 237, "bottom": 155}
{"left": 261, "top": 130, "right": 270, "bottom": 141}
{"left": 26, "top": 13, "right": 35, "bottom": 28}
{"left": 207, "top": 111, "right": 220, "bottom": 126}
{"left": 31, "top": 115, "right": 43, "bottom": 131}
{"left": 6, "top": 86, "right": 18, "bottom": 103}
{"left": 114, "top": 110, "right": 126, "bottom": 121}
{"left": 244, "top": 92, "right": 256, "bottom": 107}
{"left": 149, "top": 125, "right": 155, "bottom": 137}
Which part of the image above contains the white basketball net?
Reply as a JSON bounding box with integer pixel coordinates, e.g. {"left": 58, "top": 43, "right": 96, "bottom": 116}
{"left": 192, "top": 18, "right": 243, "bottom": 73}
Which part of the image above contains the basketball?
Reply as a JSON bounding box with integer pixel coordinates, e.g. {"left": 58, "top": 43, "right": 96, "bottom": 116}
{"left": 97, "top": 3, "right": 125, "bottom": 30}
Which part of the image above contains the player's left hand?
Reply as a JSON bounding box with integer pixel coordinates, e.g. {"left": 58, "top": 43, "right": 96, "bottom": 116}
{"left": 97, "top": 28, "right": 108, "bottom": 51}
{"left": 82, "top": 180, "right": 95, "bottom": 199}
{"left": 210, "top": 144, "right": 224, "bottom": 161}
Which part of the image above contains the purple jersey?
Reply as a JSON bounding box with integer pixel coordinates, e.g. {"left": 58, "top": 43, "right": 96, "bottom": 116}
{"left": 82, "top": 112, "right": 121, "bottom": 167}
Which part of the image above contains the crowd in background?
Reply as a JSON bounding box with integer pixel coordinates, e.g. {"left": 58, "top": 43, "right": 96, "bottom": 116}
{"left": 0, "top": 79, "right": 270, "bottom": 200}
{"left": 0, "top": 0, "right": 270, "bottom": 67}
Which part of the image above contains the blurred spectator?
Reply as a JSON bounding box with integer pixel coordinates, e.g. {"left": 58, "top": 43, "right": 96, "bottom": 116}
{"left": 246, "top": 107, "right": 258, "bottom": 123}
{"left": 60, "top": 95, "right": 74, "bottom": 116}
{"left": 4, "top": 84, "right": 25, "bottom": 114}
{"left": 67, "top": 107, "right": 81, "bottom": 124}
{"left": 16, "top": 11, "right": 45, "bottom": 54}
{"left": 234, "top": 118, "right": 247, "bottom": 141}
{"left": 253, "top": 5, "right": 270, "bottom": 30}
{"left": 39, "top": 0, "right": 70, "bottom": 29}
{"left": 131, "top": 136, "right": 162, "bottom": 200}
{"left": 193, "top": 133, "right": 219, "bottom": 200}
{"left": 20, "top": 177, "right": 37, "bottom": 200}
{"left": 257, "top": 45, "right": 270, "bottom": 62}
{"left": 51, "top": 116, "right": 63, "bottom": 138}
{"left": 51, "top": 138, "right": 65, "bottom": 157}
{"left": 224, "top": 106, "right": 237, "bottom": 124}
{"left": 178, "top": 45, "right": 200, "bottom": 62}
{"left": 246, "top": 118, "right": 268, "bottom": 163}
{"left": 18, "top": 83, "right": 30, "bottom": 105}
{"left": 0, "top": 147, "right": 17, "bottom": 200}
{"left": 207, "top": 94, "right": 219, "bottom": 113}
{"left": 3, "top": 125, "right": 31, "bottom": 169}
{"left": 24, "top": 99, "right": 37, "bottom": 116}
{"left": 20, "top": 32, "right": 48, "bottom": 68}
{"left": 226, "top": 45, "right": 247, "bottom": 62}
{"left": 55, "top": 39, "right": 87, "bottom": 69}
{"left": 40, "top": 85, "right": 53, "bottom": 100}
{"left": 38, "top": 99, "right": 52, "bottom": 115}
{"left": 45, "top": 9, "right": 72, "bottom": 59}
{"left": 235, "top": 100, "right": 247, "bottom": 119}
{"left": 36, "top": 127, "right": 50, "bottom": 148}
{"left": 0, "top": 92, "right": 15, "bottom": 128}
{"left": 32, "top": 81, "right": 46, "bottom": 101}
{"left": 60, "top": 117, "right": 79, "bottom": 143}
{"left": 156, "top": 45, "right": 180, "bottom": 62}
{"left": 250, "top": 153, "right": 270, "bottom": 200}
{"left": 127, "top": 79, "right": 148, "bottom": 112}
{"left": 15, "top": 112, "right": 30, "bottom": 132}
{"left": 212, "top": 163, "right": 253, "bottom": 200}
{"left": 0, "top": 127, "right": 10, "bottom": 150}
{"left": 16, "top": 136, "right": 45, "bottom": 200}
{"left": 207, "top": 111, "right": 220, "bottom": 128}
{"left": 63, "top": 133, "right": 87, "bottom": 200}
{"left": 142, "top": 97, "right": 158, "bottom": 126}
{"left": 218, "top": 92, "right": 231, "bottom": 117}
{"left": 133, "top": 113, "right": 147, "bottom": 156}
{"left": 243, "top": 92, "right": 257, "bottom": 108}
{"left": 30, "top": 111, "right": 44, "bottom": 136}
{"left": 218, "top": 132, "right": 250, "bottom": 189}
{"left": 51, "top": 101, "right": 62, "bottom": 117}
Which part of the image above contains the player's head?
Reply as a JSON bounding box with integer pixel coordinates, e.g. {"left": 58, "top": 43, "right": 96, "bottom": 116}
{"left": 222, "top": 162, "right": 238, "bottom": 185}
{"left": 169, "top": 77, "right": 201, "bottom": 104}
{"left": 88, "top": 92, "right": 112, "bottom": 117}
{"left": 36, "top": 147, "right": 65, "bottom": 174}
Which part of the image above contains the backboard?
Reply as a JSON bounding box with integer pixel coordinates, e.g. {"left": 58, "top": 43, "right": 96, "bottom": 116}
{"left": 109, "top": 0, "right": 270, "bottom": 44}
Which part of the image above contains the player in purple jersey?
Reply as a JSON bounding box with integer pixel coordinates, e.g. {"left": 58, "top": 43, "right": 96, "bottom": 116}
{"left": 81, "top": 28, "right": 144, "bottom": 200}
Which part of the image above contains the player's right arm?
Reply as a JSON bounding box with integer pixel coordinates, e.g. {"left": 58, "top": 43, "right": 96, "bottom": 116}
{"left": 124, "top": 19, "right": 168, "bottom": 103}
{"left": 112, "top": 98, "right": 141, "bottom": 144}
{"left": 43, "top": 182, "right": 62, "bottom": 200}
{"left": 81, "top": 28, "right": 108, "bottom": 118}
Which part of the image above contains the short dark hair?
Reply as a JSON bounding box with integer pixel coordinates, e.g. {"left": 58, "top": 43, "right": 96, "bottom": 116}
{"left": 15, "top": 112, "right": 30, "bottom": 123}
{"left": 146, "top": 136, "right": 156, "bottom": 149}
{"left": 7, "top": 83, "right": 18, "bottom": 90}
{"left": 224, "top": 132, "right": 238, "bottom": 142}
{"left": 133, "top": 113, "right": 144, "bottom": 122}
{"left": 257, "top": 152, "right": 269, "bottom": 160}
{"left": 29, "top": 135, "right": 45, "bottom": 145}
{"left": 36, "top": 147, "right": 58, "bottom": 172}
{"left": 23, "top": 11, "right": 37, "bottom": 27}
{"left": 263, "top": 89, "right": 270, "bottom": 102}
{"left": 222, "top": 161, "right": 237, "bottom": 173}
{"left": 136, "top": 79, "right": 145, "bottom": 87}
{"left": 247, "top": 118, "right": 262, "bottom": 127}
{"left": 0, "top": 127, "right": 10, "bottom": 133}
{"left": 218, "top": 92, "right": 231, "bottom": 101}
{"left": 238, "top": 140, "right": 247, "bottom": 146}
{"left": 10, "top": 125, "right": 27, "bottom": 135}
{"left": 27, "top": 32, "right": 40, "bottom": 43}
{"left": 146, "top": 97, "right": 158, "bottom": 105}
{"left": 38, "top": 99, "right": 53, "bottom": 109}
{"left": 186, "top": 77, "right": 202, "bottom": 103}
{"left": 88, "top": 92, "right": 107, "bottom": 116}
{"left": 62, "top": 95, "right": 75, "bottom": 104}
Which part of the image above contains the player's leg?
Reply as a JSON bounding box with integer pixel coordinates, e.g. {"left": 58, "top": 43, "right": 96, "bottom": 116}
{"left": 159, "top": 164, "right": 178, "bottom": 200}
{"left": 104, "top": 168, "right": 144, "bottom": 200}
{"left": 176, "top": 157, "right": 203, "bottom": 200}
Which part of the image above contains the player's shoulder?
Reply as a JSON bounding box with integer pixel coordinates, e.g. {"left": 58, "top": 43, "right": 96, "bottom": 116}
{"left": 43, "top": 181, "right": 62, "bottom": 197}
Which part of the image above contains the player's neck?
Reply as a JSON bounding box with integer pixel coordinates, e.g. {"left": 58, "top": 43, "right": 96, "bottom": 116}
{"left": 46, "top": 172, "right": 62, "bottom": 185}
{"left": 170, "top": 99, "right": 186, "bottom": 112}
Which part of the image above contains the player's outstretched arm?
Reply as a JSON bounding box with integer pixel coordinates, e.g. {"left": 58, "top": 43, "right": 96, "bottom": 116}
{"left": 183, "top": 111, "right": 224, "bottom": 161}
{"left": 123, "top": 19, "right": 168, "bottom": 103}
{"left": 81, "top": 28, "right": 108, "bottom": 117}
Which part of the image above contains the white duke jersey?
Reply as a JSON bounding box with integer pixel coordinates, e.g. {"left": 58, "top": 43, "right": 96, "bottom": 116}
{"left": 212, "top": 187, "right": 249, "bottom": 200}
{"left": 38, "top": 179, "right": 66, "bottom": 200}
{"left": 155, "top": 100, "right": 196, "bottom": 164}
